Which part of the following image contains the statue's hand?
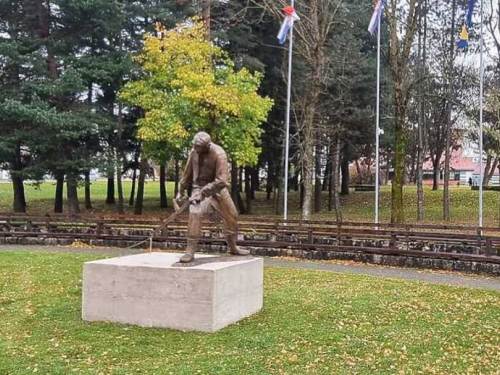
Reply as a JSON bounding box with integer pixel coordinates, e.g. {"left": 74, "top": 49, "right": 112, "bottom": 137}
{"left": 200, "top": 185, "right": 216, "bottom": 198}
{"left": 175, "top": 191, "right": 185, "bottom": 201}
{"left": 189, "top": 192, "right": 203, "bottom": 205}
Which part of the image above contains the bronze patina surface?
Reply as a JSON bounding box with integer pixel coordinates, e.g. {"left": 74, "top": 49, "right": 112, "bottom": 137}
{"left": 175, "top": 132, "right": 250, "bottom": 263}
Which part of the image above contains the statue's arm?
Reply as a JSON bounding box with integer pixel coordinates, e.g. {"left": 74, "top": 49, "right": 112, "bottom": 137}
{"left": 179, "top": 151, "right": 194, "bottom": 194}
{"left": 201, "top": 153, "right": 229, "bottom": 197}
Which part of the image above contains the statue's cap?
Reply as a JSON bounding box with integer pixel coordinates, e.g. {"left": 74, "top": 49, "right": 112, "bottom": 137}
{"left": 193, "top": 132, "right": 211, "bottom": 146}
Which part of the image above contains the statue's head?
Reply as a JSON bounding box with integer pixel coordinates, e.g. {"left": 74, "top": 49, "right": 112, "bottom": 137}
{"left": 193, "top": 131, "right": 211, "bottom": 155}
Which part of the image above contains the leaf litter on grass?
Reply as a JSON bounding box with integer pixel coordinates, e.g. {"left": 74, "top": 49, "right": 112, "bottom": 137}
{"left": 1, "top": 252, "right": 500, "bottom": 374}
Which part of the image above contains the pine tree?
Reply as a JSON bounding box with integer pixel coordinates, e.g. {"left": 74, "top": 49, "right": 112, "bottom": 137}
{"left": 0, "top": 0, "right": 108, "bottom": 213}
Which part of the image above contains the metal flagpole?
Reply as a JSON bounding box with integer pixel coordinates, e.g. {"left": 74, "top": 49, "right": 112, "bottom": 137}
{"left": 283, "top": 0, "right": 294, "bottom": 222}
{"left": 479, "top": 0, "right": 484, "bottom": 229}
{"left": 375, "top": 7, "right": 381, "bottom": 226}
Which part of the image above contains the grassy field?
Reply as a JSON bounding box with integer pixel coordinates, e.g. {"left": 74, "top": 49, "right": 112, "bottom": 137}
{"left": 0, "top": 180, "right": 175, "bottom": 216}
{"left": 0, "top": 180, "right": 499, "bottom": 226}
{"left": 1, "top": 251, "right": 500, "bottom": 374}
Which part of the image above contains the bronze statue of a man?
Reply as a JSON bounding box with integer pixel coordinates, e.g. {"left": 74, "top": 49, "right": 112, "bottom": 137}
{"left": 176, "top": 132, "right": 250, "bottom": 263}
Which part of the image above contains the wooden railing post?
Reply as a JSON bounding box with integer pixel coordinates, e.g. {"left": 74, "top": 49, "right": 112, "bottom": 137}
{"left": 45, "top": 215, "right": 51, "bottom": 233}
{"left": 96, "top": 218, "right": 103, "bottom": 236}
{"left": 476, "top": 228, "right": 482, "bottom": 255}
{"left": 389, "top": 233, "right": 397, "bottom": 250}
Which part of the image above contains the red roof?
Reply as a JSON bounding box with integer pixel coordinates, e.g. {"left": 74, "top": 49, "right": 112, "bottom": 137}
{"left": 423, "top": 148, "right": 476, "bottom": 172}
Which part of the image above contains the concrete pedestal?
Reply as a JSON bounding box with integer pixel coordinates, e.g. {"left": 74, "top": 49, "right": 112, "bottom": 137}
{"left": 82, "top": 253, "right": 263, "bottom": 332}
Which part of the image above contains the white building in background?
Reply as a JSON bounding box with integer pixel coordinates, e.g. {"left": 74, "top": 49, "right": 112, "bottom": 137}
{"left": 0, "top": 169, "right": 103, "bottom": 182}
{"left": 422, "top": 147, "right": 500, "bottom": 187}
{"left": 0, "top": 170, "right": 9, "bottom": 182}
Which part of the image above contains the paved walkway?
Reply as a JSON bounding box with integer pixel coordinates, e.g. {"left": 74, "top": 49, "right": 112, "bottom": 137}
{"left": 2, "top": 244, "right": 500, "bottom": 292}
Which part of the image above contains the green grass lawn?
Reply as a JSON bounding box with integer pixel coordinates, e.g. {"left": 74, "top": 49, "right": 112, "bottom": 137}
{"left": 1, "top": 180, "right": 500, "bottom": 226}
{"left": 0, "top": 180, "right": 177, "bottom": 216}
{"left": 1, "top": 251, "right": 500, "bottom": 374}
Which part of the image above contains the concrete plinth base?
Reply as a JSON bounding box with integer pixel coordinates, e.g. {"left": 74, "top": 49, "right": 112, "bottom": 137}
{"left": 82, "top": 253, "right": 263, "bottom": 332}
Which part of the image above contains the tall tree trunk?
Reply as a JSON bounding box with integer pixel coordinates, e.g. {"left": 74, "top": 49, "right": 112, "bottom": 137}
{"left": 128, "top": 147, "right": 140, "bottom": 206}
{"left": 38, "top": 0, "right": 77, "bottom": 216}
{"left": 9, "top": 73, "right": 25, "bottom": 213}
{"left": 266, "top": 162, "right": 274, "bottom": 200}
{"left": 443, "top": 0, "right": 457, "bottom": 221}
{"left": 85, "top": 79, "right": 93, "bottom": 210}
{"left": 322, "top": 146, "right": 331, "bottom": 191}
{"left": 239, "top": 167, "right": 243, "bottom": 193}
{"left": 37, "top": 0, "right": 72, "bottom": 214}
{"left": 245, "top": 167, "right": 252, "bottom": 215}
{"left": 292, "top": 170, "right": 299, "bottom": 191}
{"left": 134, "top": 157, "right": 147, "bottom": 215}
{"left": 84, "top": 170, "right": 92, "bottom": 210}
{"left": 300, "top": 5, "right": 325, "bottom": 220}
{"left": 432, "top": 156, "right": 441, "bottom": 191}
{"left": 274, "top": 179, "right": 282, "bottom": 216}
{"left": 328, "top": 139, "right": 335, "bottom": 211}
{"left": 485, "top": 156, "right": 498, "bottom": 186}
{"left": 491, "top": 157, "right": 499, "bottom": 183}
{"left": 129, "top": 171, "right": 136, "bottom": 206}
{"left": 483, "top": 155, "right": 496, "bottom": 186}
{"left": 35, "top": 0, "right": 57, "bottom": 80}
{"left": 483, "top": 155, "right": 493, "bottom": 185}
{"left": 160, "top": 161, "right": 168, "bottom": 209}
{"left": 274, "top": 137, "right": 285, "bottom": 216}
{"left": 88, "top": 80, "right": 93, "bottom": 104}
{"left": 11, "top": 176, "right": 26, "bottom": 213}
{"left": 231, "top": 162, "right": 239, "bottom": 207}
{"left": 36, "top": 0, "right": 61, "bottom": 214}
{"left": 12, "top": 142, "right": 26, "bottom": 213}
{"left": 66, "top": 173, "right": 80, "bottom": 214}
{"left": 250, "top": 166, "right": 259, "bottom": 199}
{"left": 231, "top": 161, "right": 246, "bottom": 214}
{"left": 386, "top": 151, "right": 391, "bottom": 185}
{"left": 498, "top": 164, "right": 500, "bottom": 226}
{"left": 391, "top": 93, "right": 407, "bottom": 223}
{"left": 301, "top": 90, "right": 320, "bottom": 220}
{"left": 301, "top": 121, "right": 315, "bottom": 219}
{"left": 253, "top": 0, "right": 339, "bottom": 219}
{"left": 128, "top": 163, "right": 137, "bottom": 206}
{"left": 54, "top": 171, "right": 64, "bottom": 213}
{"left": 116, "top": 104, "right": 124, "bottom": 214}
{"left": 340, "top": 156, "right": 350, "bottom": 195}
{"left": 106, "top": 170, "right": 115, "bottom": 204}
{"left": 416, "top": 120, "right": 425, "bottom": 222}
{"left": 355, "top": 159, "right": 362, "bottom": 182}
{"left": 202, "top": 0, "right": 211, "bottom": 35}
{"left": 299, "top": 180, "right": 305, "bottom": 210}
{"left": 408, "top": 141, "right": 418, "bottom": 184}
{"left": 332, "top": 134, "right": 342, "bottom": 222}
{"left": 174, "top": 159, "right": 180, "bottom": 196}
{"left": 116, "top": 152, "right": 124, "bottom": 214}
{"left": 388, "top": 0, "right": 421, "bottom": 223}
{"left": 314, "top": 136, "right": 323, "bottom": 213}
{"left": 416, "top": 0, "right": 427, "bottom": 222}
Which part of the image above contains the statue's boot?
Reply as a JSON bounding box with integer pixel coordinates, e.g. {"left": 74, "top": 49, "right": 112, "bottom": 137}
{"left": 180, "top": 239, "right": 197, "bottom": 263}
{"left": 181, "top": 213, "right": 201, "bottom": 263}
{"left": 227, "top": 233, "right": 250, "bottom": 256}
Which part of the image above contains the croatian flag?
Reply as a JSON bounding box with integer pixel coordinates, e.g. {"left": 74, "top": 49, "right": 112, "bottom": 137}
{"left": 277, "top": 6, "right": 300, "bottom": 44}
{"left": 368, "top": 0, "right": 385, "bottom": 35}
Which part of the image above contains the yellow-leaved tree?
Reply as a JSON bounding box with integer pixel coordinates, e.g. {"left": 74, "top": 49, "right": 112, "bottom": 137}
{"left": 120, "top": 19, "right": 273, "bottom": 167}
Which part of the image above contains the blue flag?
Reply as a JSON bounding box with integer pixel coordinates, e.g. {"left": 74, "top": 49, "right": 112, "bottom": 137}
{"left": 458, "top": 0, "right": 477, "bottom": 50}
